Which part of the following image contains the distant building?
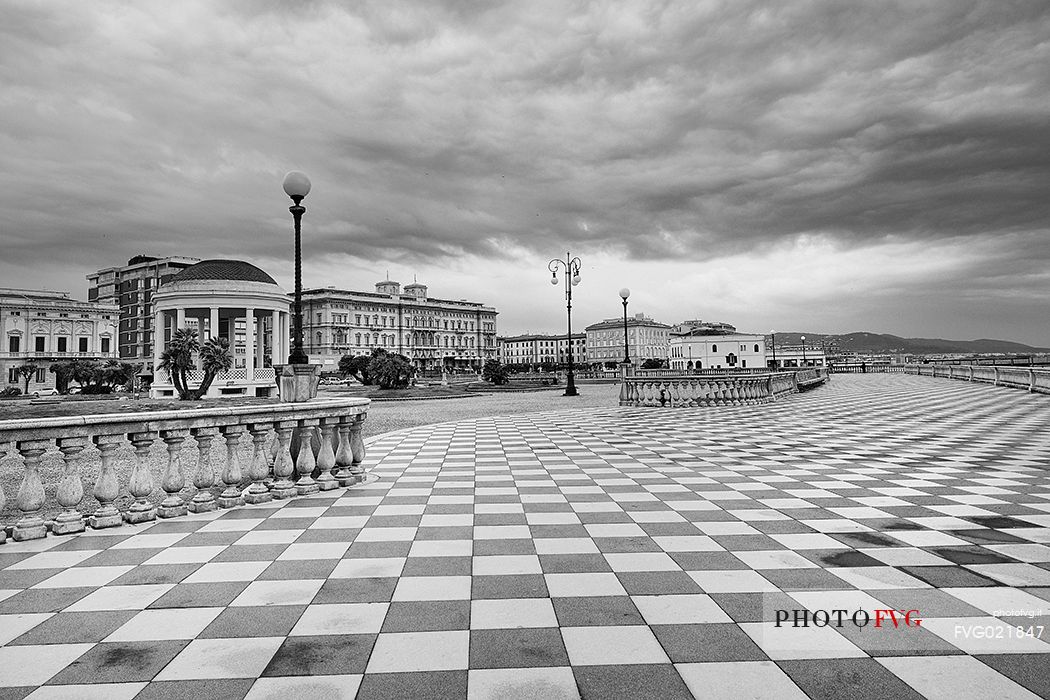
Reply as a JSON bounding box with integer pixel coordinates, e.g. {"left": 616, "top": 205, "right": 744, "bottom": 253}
{"left": 1, "top": 288, "right": 118, "bottom": 393}
{"left": 585, "top": 313, "right": 670, "bottom": 367}
{"left": 301, "top": 280, "right": 498, "bottom": 373}
{"left": 87, "top": 255, "right": 200, "bottom": 368}
{"left": 770, "top": 344, "right": 827, "bottom": 368}
{"left": 668, "top": 320, "right": 766, "bottom": 370}
{"left": 498, "top": 333, "right": 585, "bottom": 367}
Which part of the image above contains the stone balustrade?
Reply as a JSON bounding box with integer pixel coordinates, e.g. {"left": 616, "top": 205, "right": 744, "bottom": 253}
{"left": 905, "top": 364, "right": 1050, "bottom": 394}
{"left": 0, "top": 398, "right": 369, "bottom": 543}
{"left": 618, "top": 368, "right": 829, "bottom": 407}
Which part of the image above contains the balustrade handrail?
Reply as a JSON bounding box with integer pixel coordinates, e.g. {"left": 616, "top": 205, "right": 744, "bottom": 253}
{"left": 0, "top": 398, "right": 371, "bottom": 544}
{"left": 903, "top": 363, "right": 1050, "bottom": 395}
{"left": 618, "top": 368, "right": 829, "bottom": 407}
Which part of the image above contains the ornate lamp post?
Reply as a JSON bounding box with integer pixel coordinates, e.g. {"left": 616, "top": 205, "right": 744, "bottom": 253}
{"left": 800, "top": 334, "right": 807, "bottom": 366}
{"left": 282, "top": 171, "right": 311, "bottom": 365}
{"left": 769, "top": 329, "right": 777, "bottom": 369}
{"left": 619, "top": 288, "right": 631, "bottom": 364}
{"left": 549, "top": 253, "right": 581, "bottom": 397}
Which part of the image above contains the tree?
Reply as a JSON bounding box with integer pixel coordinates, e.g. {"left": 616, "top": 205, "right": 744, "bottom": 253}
{"left": 339, "top": 353, "right": 375, "bottom": 385}
{"left": 15, "top": 363, "right": 38, "bottom": 393}
{"left": 482, "top": 359, "right": 509, "bottom": 385}
{"left": 49, "top": 362, "right": 73, "bottom": 393}
{"left": 193, "top": 337, "right": 233, "bottom": 398}
{"left": 369, "top": 352, "right": 415, "bottom": 389}
{"left": 157, "top": 328, "right": 199, "bottom": 399}
{"left": 641, "top": 358, "right": 666, "bottom": 369}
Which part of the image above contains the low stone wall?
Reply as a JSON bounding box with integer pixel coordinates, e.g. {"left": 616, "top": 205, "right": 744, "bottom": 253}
{"left": 0, "top": 398, "right": 369, "bottom": 544}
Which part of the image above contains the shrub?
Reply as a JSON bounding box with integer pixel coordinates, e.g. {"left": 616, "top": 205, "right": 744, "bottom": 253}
{"left": 0, "top": 386, "right": 22, "bottom": 397}
{"left": 482, "top": 359, "right": 509, "bottom": 385}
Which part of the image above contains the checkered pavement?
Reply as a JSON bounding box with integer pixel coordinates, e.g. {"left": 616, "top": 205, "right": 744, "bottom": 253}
{"left": 1, "top": 374, "right": 1049, "bottom": 699}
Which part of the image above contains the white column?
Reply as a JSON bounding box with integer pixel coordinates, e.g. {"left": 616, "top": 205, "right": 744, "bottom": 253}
{"left": 281, "top": 312, "right": 290, "bottom": 363}
{"left": 271, "top": 310, "right": 280, "bottom": 365}
{"left": 153, "top": 310, "right": 164, "bottom": 381}
{"left": 256, "top": 313, "right": 265, "bottom": 369}
{"left": 209, "top": 307, "right": 219, "bottom": 340}
{"left": 175, "top": 308, "right": 186, "bottom": 333}
{"left": 245, "top": 308, "right": 255, "bottom": 381}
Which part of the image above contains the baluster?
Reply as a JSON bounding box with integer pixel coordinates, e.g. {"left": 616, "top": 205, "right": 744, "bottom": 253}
{"left": 13, "top": 439, "right": 50, "bottom": 541}
{"left": 244, "top": 423, "right": 274, "bottom": 504}
{"left": 125, "top": 432, "right": 158, "bottom": 524}
{"left": 295, "top": 419, "right": 320, "bottom": 495}
{"left": 268, "top": 430, "right": 279, "bottom": 482}
{"left": 158, "top": 429, "right": 189, "bottom": 518}
{"left": 334, "top": 418, "right": 355, "bottom": 486}
{"left": 316, "top": 418, "right": 338, "bottom": 491}
{"left": 188, "top": 427, "right": 218, "bottom": 513}
{"left": 0, "top": 446, "right": 6, "bottom": 544}
{"left": 53, "top": 437, "right": 88, "bottom": 535}
{"left": 350, "top": 413, "right": 367, "bottom": 475}
{"left": 218, "top": 426, "right": 245, "bottom": 508}
{"left": 90, "top": 434, "right": 124, "bottom": 529}
{"left": 270, "top": 421, "right": 297, "bottom": 499}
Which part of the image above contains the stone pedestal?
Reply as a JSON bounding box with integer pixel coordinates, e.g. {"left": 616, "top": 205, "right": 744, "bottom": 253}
{"left": 276, "top": 364, "right": 322, "bottom": 403}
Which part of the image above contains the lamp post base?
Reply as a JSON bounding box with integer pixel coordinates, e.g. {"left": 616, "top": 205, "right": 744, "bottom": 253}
{"left": 275, "top": 364, "right": 322, "bottom": 403}
{"left": 564, "top": 373, "right": 579, "bottom": 397}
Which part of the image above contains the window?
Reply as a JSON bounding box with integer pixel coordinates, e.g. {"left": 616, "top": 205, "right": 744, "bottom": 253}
{"left": 8, "top": 368, "right": 18, "bottom": 383}
{"left": 35, "top": 336, "right": 45, "bottom": 352}
{"left": 57, "top": 337, "right": 67, "bottom": 352}
{"left": 754, "top": 344, "right": 759, "bottom": 352}
{"left": 8, "top": 336, "right": 19, "bottom": 352}
{"left": 711, "top": 344, "right": 717, "bottom": 352}
{"left": 101, "top": 337, "right": 110, "bottom": 353}
{"left": 35, "top": 368, "right": 46, "bottom": 383}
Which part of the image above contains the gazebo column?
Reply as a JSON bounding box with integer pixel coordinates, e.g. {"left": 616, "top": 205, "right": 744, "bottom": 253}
{"left": 256, "top": 315, "right": 266, "bottom": 370}
{"left": 152, "top": 310, "right": 164, "bottom": 381}
{"left": 210, "top": 307, "right": 220, "bottom": 340}
{"left": 176, "top": 308, "right": 186, "bottom": 333}
{"left": 245, "top": 307, "right": 255, "bottom": 381}
{"left": 271, "top": 311, "right": 280, "bottom": 365}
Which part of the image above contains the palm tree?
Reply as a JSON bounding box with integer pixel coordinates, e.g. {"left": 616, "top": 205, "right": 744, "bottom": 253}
{"left": 193, "top": 337, "right": 233, "bottom": 399}
{"left": 156, "top": 329, "right": 199, "bottom": 400}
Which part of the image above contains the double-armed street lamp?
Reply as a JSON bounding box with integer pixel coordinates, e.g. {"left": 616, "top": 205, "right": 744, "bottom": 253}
{"left": 549, "top": 253, "right": 581, "bottom": 397}
{"left": 769, "top": 329, "right": 777, "bottom": 369}
{"left": 619, "top": 288, "right": 631, "bottom": 364}
{"left": 282, "top": 171, "right": 311, "bottom": 365}
{"left": 801, "top": 334, "right": 807, "bottom": 366}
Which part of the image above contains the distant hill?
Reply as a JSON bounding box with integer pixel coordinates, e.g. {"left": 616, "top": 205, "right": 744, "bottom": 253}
{"left": 770, "top": 332, "right": 1050, "bottom": 355}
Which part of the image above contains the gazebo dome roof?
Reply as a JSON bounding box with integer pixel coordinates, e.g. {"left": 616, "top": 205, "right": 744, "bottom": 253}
{"left": 171, "top": 259, "right": 277, "bottom": 285}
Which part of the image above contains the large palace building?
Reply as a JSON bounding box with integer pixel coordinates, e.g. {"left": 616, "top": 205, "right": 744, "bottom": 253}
{"left": 1, "top": 288, "right": 119, "bottom": 394}
{"left": 301, "top": 280, "right": 498, "bottom": 373}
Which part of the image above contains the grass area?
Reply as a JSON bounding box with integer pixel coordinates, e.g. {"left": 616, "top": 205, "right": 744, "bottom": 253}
{"left": 0, "top": 395, "right": 278, "bottom": 421}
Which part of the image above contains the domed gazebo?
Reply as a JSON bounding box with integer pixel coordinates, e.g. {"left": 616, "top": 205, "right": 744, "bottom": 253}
{"left": 150, "top": 260, "right": 290, "bottom": 399}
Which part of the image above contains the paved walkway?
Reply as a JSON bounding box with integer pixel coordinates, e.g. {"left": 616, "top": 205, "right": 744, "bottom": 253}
{"left": 1, "top": 374, "right": 1049, "bottom": 699}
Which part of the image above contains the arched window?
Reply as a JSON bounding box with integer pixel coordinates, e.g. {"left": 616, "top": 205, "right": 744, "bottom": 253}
{"left": 754, "top": 344, "right": 759, "bottom": 352}
{"left": 711, "top": 344, "right": 717, "bottom": 352}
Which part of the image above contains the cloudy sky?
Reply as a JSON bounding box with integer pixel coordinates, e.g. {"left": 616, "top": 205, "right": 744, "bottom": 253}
{"left": 2, "top": 0, "right": 1049, "bottom": 345}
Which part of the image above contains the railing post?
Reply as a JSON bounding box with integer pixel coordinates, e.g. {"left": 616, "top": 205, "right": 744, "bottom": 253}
{"left": 969, "top": 366, "right": 974, "bottom": 381}
{"left": 993, "top": 367, "right": 1000, "bottom": 386}
{"left": 188, "top": 427, "right": 218, "bottom": 513}
{"left": 334, "top": 419, "right": 355, "bottom": 486}
{"left": 125, "top": 432, "right": 158, "bottom": 524}
{"left": 158, "top": 429, "right": 189, "bottom": 518}
{"left": 271, "top": 421, "right": 297, "bottom": 499}
{"left": 13, "top": 439, "right": 51, "bottom": 541}
{"left": 91, "top": 434, "right": 125, "bottom": 529}
{"left": 244, "top": 423, "right": 274, "bottom": 505}
{"left": 53, "top": 436, "right": 88, "bottom": 535}
{"left": 295, "top": 419, "right": 320, "bottom": 495}
{"left": 1029, "top": 369, "right": 1036, "bottom": 393}
{"left": 316, "top": 418, "right": 339, "bottom": 491}
{"left": 0, "top": 450, "right": 6, "bottom": 543}
{"left": 218, "top": 426, "right": 245, "bottom": 509}
{"left": 350, "top": 413, "right": 367, "bottom": 475}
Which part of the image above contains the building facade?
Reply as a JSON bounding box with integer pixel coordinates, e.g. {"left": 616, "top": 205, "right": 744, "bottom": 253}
{"left": 1, "top": 288, "right": 118, "bottom": 393}
{"left": 498, "top": 333, "right": 586, "bottom": 367}
{"left": 668, "top": 329, "right": 767, "bottom": 370}
{"left": 585, "top": 314, "right": 670, "bottom": 367}
{"left": 769, "top": 344, "right": 827, "bottom": 368}
{"left": 87, "top": 255, "right": 200, "bottom": 367}
{"left": 301, "top": 281, "right": 498, "bottom": 374}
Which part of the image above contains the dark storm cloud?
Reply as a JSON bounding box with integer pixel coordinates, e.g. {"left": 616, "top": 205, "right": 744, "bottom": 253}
{"left": 0, "top": 0, "right": 1048, "bottom": 341}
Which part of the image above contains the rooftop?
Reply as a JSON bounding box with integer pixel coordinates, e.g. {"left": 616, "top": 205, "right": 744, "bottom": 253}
{"left": 170, "top": 259, "right": 278, "bottom": 285}
{"left": 1, "top": 374, "right": 1048, "bottom": 697}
